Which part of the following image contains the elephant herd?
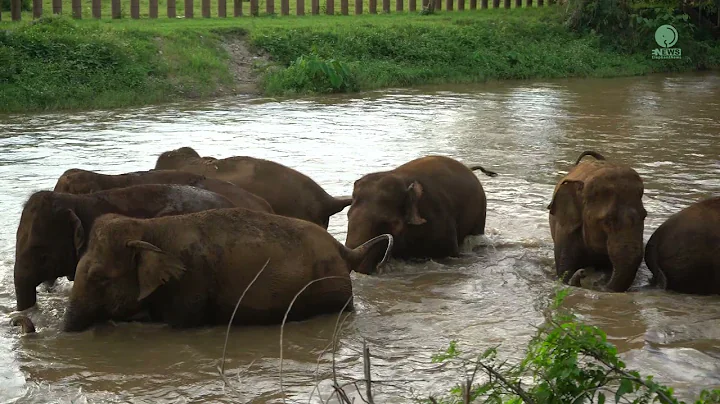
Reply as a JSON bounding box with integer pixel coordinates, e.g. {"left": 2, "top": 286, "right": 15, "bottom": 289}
{"left": 8, "top": 147, "right": 720, "bottom": 335}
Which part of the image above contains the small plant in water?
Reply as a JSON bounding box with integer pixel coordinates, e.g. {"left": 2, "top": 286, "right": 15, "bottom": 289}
{"left": 425, "top": 287, "right": 720, "bottom": 404}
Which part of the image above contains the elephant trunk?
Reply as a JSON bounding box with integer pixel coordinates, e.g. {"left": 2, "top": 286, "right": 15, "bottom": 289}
{"left": 344, "top": 234, "right": 394, "bottom": 274}
{"left": 63, "top": 300, "right": 100, "bottom": 332}
{"left": 604, "top": 231, "right": 644, "bottom": 292}
{"left": 14, "top": 271, "right": 38, "bottom": 312}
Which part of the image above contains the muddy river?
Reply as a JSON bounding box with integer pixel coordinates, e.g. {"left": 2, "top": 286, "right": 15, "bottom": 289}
{"left": 1, "top": 72, "right": 719, "bottom": 403}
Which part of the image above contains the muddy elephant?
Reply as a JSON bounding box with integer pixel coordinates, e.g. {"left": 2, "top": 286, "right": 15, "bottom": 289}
{"left": 548, "top": 150, "right": 647, "bottom": 292}
{"left": 644, "top": 196, "right": 720, "bottom": 295}
{"left": 13, "top": 184, "right": 237, "bottom": 311}
{"left": 53, "top": 168, "right": 274, "bottom": 214}
{"left": 154, "top": 146, "right": 352, "bottom": 229}
{"left": 344, "top": 155, "right": 498, "bottom": 260}
{"left": 62, "top": 208, "right": 394, "bottom": 332}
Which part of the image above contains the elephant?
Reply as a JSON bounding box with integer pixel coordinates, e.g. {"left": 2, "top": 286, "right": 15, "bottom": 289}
{"left": 568, "top": 267, "right": 609, "bottom": 290}
{"left": 644, "top": 196, "right": 720, "bottom": 295}
{"left": 62, "top": 208, "right": 394, "bottom": 332}
{"left": 53, "top": 168, "right": 274, "bottom": 214}
{"left": 154, "top": 146, "right": 352, "bottom": 229}
{"left": 9, "top": 314, "right": 36, "bottom": 334}
{"left": 548, "top": 150, "right": 647, "bottom": 292}
{"left": 344, "top": 155, "right": 498, "bottom": 260}
{"left": 13, "top": 184, "right": 237, "bottom": 311}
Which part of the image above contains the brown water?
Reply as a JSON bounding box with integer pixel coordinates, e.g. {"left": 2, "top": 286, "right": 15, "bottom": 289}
{"left": 1, "top": 72, "right": 720, "bottom": 403}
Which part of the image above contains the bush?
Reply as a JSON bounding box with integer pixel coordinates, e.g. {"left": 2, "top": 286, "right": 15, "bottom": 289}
{"left": 262, "top": 52, "right": 357, "bottom": 95}
{"left": 426, "top": 288, "right": 720, "bottom": 404}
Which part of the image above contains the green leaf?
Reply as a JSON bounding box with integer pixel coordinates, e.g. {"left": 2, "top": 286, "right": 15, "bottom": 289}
{"left": 615, "top": 379, "right": 634, "bottom": 403}
{"left": 598, "top": 392, "right": 606, "bottom": 404}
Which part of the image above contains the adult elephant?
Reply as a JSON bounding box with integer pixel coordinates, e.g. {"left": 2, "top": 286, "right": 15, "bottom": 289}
{"left": 547, "top": 150, "right": 647, "bottom": 292}
{"left": 644, "top": 196, "right": 720, "bottom": 295}
{"left": 344, "top": 155, "right": 498, "bottom": 260}
{"left": 154, "top": 146, "right": 352, "bottom": 229}
{"left": 62, "top": 208, "right": 394, "bottom": 332}
{"left": 53, "top": 168, "right": 274, "bottom": 214}
{"left": 13, "top": 184, "right": 236, "bottom": 311}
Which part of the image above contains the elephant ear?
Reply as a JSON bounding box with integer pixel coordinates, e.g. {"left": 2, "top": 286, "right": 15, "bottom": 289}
{"left": 126, "top": 240, "right": 186, "bottom": 301}
{"left": 547, "top": 180, "right": 584, "bottom": 229}
{"left": 405, "top": 181, "right": 427, "bottom": 225}
{"left": 65, "top": 209, "right": 85, "bottom": 258}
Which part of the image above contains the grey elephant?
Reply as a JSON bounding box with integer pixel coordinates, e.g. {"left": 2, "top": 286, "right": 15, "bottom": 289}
{"left": 644, "top": 196, "right": 720, "bottom": 295}
{"left": 63, "top": 208, "right": 394, "bottom": 332}
{"left": 548, "top": 151, "right": 647, "bottom": 292}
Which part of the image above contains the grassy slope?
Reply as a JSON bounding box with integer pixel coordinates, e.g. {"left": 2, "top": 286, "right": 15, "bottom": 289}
{"left": 0, "top": 8, "right": 718, "bottom": 113}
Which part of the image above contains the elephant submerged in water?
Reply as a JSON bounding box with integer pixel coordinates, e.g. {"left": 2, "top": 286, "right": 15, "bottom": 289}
{"left": 13, "top": 184, "right": 236, "bottom": 311}
{"left": 644, "top": 196, "right": 720, "bottom": 295}
{"left": 154, "top": 146, "right": 352, "bottom": 229}
{"left": 63, "top": 208, "right": 394, "bottom": 332}
{"left": 53, "top": 168, "right": 274, "bottom": 214}
{"left": 344, "top": 155, "right": 498, "bottom": 260}
{"left": 548, "top": 151, "right": 647, "bottom": 292}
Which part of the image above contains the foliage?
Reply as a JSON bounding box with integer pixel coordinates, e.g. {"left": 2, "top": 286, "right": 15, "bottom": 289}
{"left": 262, "top": 50, "right": 357, "bottom": 94}
{"left": 426, "top": 287, "right": 720, "bottom": 404}
{"left": 0, "top": 15, "right": 232, "bottom": 113}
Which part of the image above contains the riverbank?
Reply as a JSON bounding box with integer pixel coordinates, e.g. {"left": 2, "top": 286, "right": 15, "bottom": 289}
{"left": 1, "top": 8, "right": 719, "bottom": 113}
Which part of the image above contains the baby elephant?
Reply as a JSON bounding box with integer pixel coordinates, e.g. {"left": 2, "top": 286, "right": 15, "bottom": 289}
{"left": 53, "top": 168, "right": 274, "bottom": 214}
{"left": 644, "top": 196, "right": 720, "bottom": 295}
{"left": 345, "top": 155, "right": 497, "bottom": 259}
{"left": 14, "top": 184, "right": 236, "bottom": 311}
{"left": 63, "top": 208, "right": 394, "bottom": 332}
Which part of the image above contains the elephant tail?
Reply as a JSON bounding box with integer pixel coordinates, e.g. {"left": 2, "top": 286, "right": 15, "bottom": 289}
{"left": 644, "top": 233, "right": 667, "bottom": 289}
{"left": 574, "top": 151, "right": 606, "bottom": 165}
{"left": 344, "top": 234, "right": 394, "bottom": 275}
{"left": 468, "top": 165, "right": 499, "bottom": 177}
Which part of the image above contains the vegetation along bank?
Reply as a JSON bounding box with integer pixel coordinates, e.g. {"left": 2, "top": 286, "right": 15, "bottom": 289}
{"left": 0, "top": 1, "right": 719, "bottom": 114}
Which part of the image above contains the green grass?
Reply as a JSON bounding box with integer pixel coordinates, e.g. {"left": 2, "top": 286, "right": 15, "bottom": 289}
{"left": 0, "top": 7, "right": 718, "bottom": 113}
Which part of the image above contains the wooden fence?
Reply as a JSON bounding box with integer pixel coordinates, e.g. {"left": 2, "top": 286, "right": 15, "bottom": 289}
{"left": 0, "top": 0, "right": 555, "bottom": 21}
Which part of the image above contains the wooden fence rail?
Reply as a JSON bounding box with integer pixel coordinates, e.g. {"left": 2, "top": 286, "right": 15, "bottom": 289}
{"left": 1, "top": 0, "right": 551, "bottom": 21}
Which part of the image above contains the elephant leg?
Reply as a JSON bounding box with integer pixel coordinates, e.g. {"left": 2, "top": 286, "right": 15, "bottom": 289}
{"left": 554, "top": 232, "right": 587, "bottom": 283}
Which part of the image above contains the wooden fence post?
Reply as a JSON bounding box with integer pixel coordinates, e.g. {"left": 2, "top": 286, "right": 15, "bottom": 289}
{"left": 537, "top": 0, "right": 543, "bottom": 5}
{"left": 234, "top": 0, "right": 241, "bottom": 15}
{"left": 150, "top": 0, "right": 158, "bottom": 17}
{"left": 11, "top": 0, "right": 20, "bottom": 21}
{"left": 396, "top": 0, "right": 402, "bottom": 11}
{"left": 382, "top": 0, "right": 388, "bottom": 12}
{"left": 355, "top": 0, "right": 362, "bottom": 14}
{"left": 492, "top": 0, "right": 498, "bottom": 7}
{"left": 480, "top": 0, "right": 487, "bottom": 7}
{"left": 445, "top": 0, "right": 451, "bottom": 10}
{"left": 33, "top": 0, "right": 42, "bottom": 18}
{"left": 168, "top": 0, "right": 176, "bottom": 17}
{"left": 297, "top": 0, "right": 304, "bottom": 15}
{"left": 470, "top": 0, "right": 476, "bottom": 9}
{"left": 131, "top": 0, "right": 140, "bottom": 18}
{"left": 409, "top": 0, "right": 415, "bottom": 10}
{"left": 72, "top": 0, "right": 81, "bottom": 17}
{"left": 504, "top": 0, "right": 509, "bottom": 7}
{"left": 52, "top": 0, "right": 61, "bottom": 14}
{"left": 326, "top": 0, "right": 334, "bottom": 14}
{"left": 267, "top": 0, "right": 274, "bottom": 14}
{"left": 458, "top": 0, "right": 464, "bottom": 10}
{"left": 311, "top": 0, "right": 318, "bottom": 13}
{"left": 111, "top": 0, "right": 120, "bottom": 17}
{"left": 218, "top": 0, "right": 225, "bottom": 16}
{"left": 369, "top": 0, "right": 376, "bottom": 13}
{"left": 434, "top": 0, "right": 441, "bottom": 10}
{"left": 341, "top": 0, "right": 348, "bottom": 14}
{"left": 525, "top": 0, "right": 532, "bottom": 7}
{"left": 185, "top": 0, "right": 193, "bottom": 17}
{"left": 251, "top": 0, "right": 259, "bottom": 15}
{"left": 281, "top": 0, "right": 289, "bottom": 14}
{"left": 93, "top": 0, "right": 102, "bottom": 18}
{"left": 202, "top": 0, "right": 210, "bottom": 16}
{"left": 515, "top": 0, "right": 521, "bottom": 7}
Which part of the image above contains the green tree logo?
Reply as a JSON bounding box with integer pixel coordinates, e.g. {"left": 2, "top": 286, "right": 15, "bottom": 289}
{"left": 655, "top": 24, "right": 679, "bottom": 48}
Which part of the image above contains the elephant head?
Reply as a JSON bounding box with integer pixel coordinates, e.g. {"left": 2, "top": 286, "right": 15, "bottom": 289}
{"left": 54, "top": 169, "right": 106, "bottom": 194}
{"left": 548, "top": 173, "right": 647, "bottom": 292}
{"left": 63, "top": 215, "right": 185, "bottom": 332}
{"left": 345, "top": 174, "right": 424, "bottom": 254}
{"left": 14, "top": 192, "right": 86, "bottom": 311}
